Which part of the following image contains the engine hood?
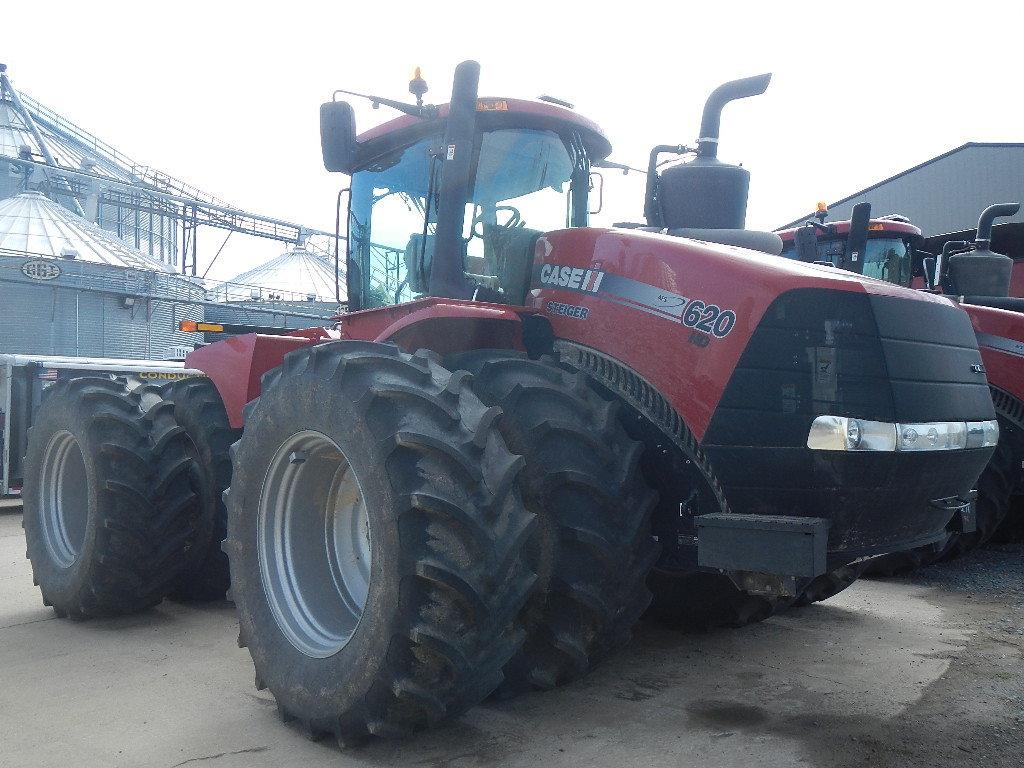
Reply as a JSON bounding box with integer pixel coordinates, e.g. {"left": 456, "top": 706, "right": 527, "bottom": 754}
{"left": 593, "top": 226, "right": 954, "bottom": 306}
{"left": 531, "top": 226, "right": 980, "bottom": 441}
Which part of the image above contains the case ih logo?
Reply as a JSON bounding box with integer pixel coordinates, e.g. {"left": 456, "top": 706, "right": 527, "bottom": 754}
{"left": 538, "top": 263, "right": 605, "bottom": 292}
{"left": 21, "top": 260, "right": 62, "bottom": 281}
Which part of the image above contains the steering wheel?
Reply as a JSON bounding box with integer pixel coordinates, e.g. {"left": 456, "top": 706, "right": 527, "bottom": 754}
{"left": 472, "top": 205, "right": 522, "bottom": 239}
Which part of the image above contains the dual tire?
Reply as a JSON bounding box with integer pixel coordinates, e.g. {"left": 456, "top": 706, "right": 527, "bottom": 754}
{"left": 225, "top": 344, "right": 665, "bottom": 740}
{"left": 22, "top": 378, "right": 198, "bottom": 618}
{"left": 157, "top": 378, "right": 240, "bottom": 601}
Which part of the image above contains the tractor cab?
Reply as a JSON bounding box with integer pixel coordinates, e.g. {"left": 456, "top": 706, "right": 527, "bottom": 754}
{"left": 321, "top": 63, "right": 610, "bottom": 311}
{"left": 321, "top": 63, "right": 778, "bottom": 313}
{"left": 777, "top": 202, "right": 1023, "bottom": 308}
{"left": 777, "top": 203, "right": 922, "bottom": 287}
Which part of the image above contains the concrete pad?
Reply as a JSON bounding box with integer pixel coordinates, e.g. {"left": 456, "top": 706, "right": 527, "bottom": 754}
{"left": 0, "top": 509, "right": 1020, "bottom": 768}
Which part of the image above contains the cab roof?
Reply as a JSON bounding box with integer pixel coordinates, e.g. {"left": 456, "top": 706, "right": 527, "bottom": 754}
{"left": 776, "top": 218, "right": 923, "bottom": 242}
{"left": 352, "top": 97, "right": 612, "bottom": 169}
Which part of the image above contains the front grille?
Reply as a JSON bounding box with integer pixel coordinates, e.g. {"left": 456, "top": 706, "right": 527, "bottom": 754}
{"left": 701, "top": 288, "right": 995, "bottom": 552}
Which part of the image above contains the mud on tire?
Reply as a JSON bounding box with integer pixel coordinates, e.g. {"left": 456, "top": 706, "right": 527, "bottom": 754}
{"left": 155, "top": 377, "right": 241, "bottom": 601}
{"left": 223, "top": 342, "right": 535, "bottom": 744}
{"left": 22, "top": 377, "right": 198, "bottom": 618}
{"left": 447, "top": 350, "right": 659, "bottom": 695}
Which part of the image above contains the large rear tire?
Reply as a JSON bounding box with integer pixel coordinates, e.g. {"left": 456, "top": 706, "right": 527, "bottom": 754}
{"left": 553, "top": 340, "right": 791, "bottom": 631}
{"left": 447, "top": 350, "right": 659, "bottom": 695}
{"left": 22, "top": 378, "right": 198, "bottom": 618}
{"left": 223, "top": 342, "right": 535, "bottom": 744}
{"left": 156, "top": 377, "right": 241, "bottom": 601}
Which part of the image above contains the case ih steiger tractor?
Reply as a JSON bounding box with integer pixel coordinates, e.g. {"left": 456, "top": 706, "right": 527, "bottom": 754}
{"left": 21, "top": 61, "right": 1000, "bottom": 743}
{"left": 778, "top": 203, "right": 1024, "bottom": 573}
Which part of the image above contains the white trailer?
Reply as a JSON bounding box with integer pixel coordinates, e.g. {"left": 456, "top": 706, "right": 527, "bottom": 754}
{"left": 1, "top": 354, "right": 202, "bottom": 496}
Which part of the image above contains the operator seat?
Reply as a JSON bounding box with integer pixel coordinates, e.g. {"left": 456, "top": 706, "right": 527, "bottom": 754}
{"left": 404, "top": 234, "right": 435, "bottom": 294}
{"left": 482, "top": 224, "right": 542, "bottom": 305}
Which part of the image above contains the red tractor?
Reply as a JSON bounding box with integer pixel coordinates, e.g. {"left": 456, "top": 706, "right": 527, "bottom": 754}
{"left": 778, "top": 203, "right": 1024, "bottom": 570}
{"left": 21, "top": 62, "right": 999, "bottom": 743}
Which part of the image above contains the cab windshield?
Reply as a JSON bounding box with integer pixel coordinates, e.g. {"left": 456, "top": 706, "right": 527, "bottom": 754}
{"left": 861, "top": 237, "right": 912, "bottom": 286}
{"left": 780, "top": 234, "right": 914, "bottom": 287}
{"left": 347, "top": 128, "right": 586, "bottom": 309}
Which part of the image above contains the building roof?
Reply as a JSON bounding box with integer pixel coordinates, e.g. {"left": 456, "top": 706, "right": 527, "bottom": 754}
{"left": 778, "top": 143, "right": 1024, "bottom": 230}
{"left": 0, "top": 191, "right": 175, "bottom": 272}
{"left": 218, "top": 247, "right": 343, "bottom": 302}
{"left": 1, "top": 68, "right": 228, "bottom": 204}
{"left": 0, "top": 97, "right": 134, "bottom": 184}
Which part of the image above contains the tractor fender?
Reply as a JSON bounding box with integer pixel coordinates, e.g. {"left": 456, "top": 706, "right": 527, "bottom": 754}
{"left": 185, "top": 333, "right": 316, "bottom": 428}
{"left": 367, "top": 301, "right": 544, "bottom": 358}
{"left": 186, "top": 302, "right": 550, "bottom": 429}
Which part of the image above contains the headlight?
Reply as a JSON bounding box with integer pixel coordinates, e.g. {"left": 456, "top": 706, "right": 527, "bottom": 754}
{"left": 807, "top": 416, "right": 998, "bottom": 452}
{"left": 806, "top": 416, "right": 897, "bottom": 451}
{"left": 897, "top": 421, "right": 967, "bottom": 451}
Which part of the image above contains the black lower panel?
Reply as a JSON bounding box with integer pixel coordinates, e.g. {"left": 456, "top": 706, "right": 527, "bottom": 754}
{"left": 704, "top": 445, "right": 994, "bottom": 555}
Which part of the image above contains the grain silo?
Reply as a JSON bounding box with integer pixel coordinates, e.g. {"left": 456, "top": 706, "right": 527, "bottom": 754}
{"left": 2, "top": 63, "right": 208, "bottom": 269}
{"left": 207, "top": 246, "right": 342, "bottom": 328}
{"left": 0, "top": 191, "right": 203, "bottom": 358}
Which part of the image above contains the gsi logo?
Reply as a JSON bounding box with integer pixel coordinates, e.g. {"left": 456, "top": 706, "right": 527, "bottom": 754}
{"left": 21, "top": 260, "right": 62, "bottom": 281}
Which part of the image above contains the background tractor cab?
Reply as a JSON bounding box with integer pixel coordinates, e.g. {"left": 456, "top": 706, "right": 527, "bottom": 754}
{"left": 777, "top": 202, "right": 923, "bottom": 287}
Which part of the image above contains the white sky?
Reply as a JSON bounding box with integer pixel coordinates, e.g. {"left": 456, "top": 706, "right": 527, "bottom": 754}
{"left": 5, "top": 0, "right": 1024, "bottom": 283}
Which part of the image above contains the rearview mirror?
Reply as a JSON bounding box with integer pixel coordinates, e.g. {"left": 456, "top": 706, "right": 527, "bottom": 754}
{"left": 320, "top": 101, "right": 358, "bottom": 173}
{"left": 843, "top": 202, "right": 872, "bottom": 273}
{"left": 588, "top": 171, "right": 604, "bottom": 215}
{"left": 794, "top": 227, "right": 819, "bottom": 263}
{"left": 922, "top": 256, "right": 937, "bottom": 289}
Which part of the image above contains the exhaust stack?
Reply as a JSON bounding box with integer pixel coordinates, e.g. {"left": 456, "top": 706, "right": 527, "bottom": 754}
{"left": 696, "top": 73, "right": 772, "bottom": 160}
{"left": 946, "top": 202, "right": 1020, "bottom": 298}
{"left": 647, "top": 74, "right": 771, "bottom": 230}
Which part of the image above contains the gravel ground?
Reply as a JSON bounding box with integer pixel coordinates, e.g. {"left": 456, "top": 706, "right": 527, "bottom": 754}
{"left": 827, "top": 542, "right": 1024, "bottom": 767}
{"left": 1, "top": 506, "right": 1021, "bottom": 768}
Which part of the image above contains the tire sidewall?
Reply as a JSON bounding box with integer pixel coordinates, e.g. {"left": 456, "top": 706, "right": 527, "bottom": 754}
{"left": 228, "top": 370, "right": 404, "bottom": 721}
{"left": 22, "top": 389, "right": 102, "bottom": 605}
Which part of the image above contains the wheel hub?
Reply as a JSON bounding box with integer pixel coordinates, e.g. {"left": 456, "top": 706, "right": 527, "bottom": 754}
{"left": 39, "top": 431, "right": 89, "bottom": 568}
{"left": 258, "top": 431, "right": 371, "bottom": 658}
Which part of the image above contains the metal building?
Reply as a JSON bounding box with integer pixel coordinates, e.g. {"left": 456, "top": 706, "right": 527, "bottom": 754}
{"left": 779, "top": 143, "right": 1024, "bottom": 236}
{"left": 0, "top": 191, "right": 203, "bottom": 358}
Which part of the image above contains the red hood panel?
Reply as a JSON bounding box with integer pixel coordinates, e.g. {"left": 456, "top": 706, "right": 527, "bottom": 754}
{"left": 964, "top": 303, "right": 1024, "bottom": 401}
{"left": 530, "top": 227, "right": 961, "bottom": 439}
